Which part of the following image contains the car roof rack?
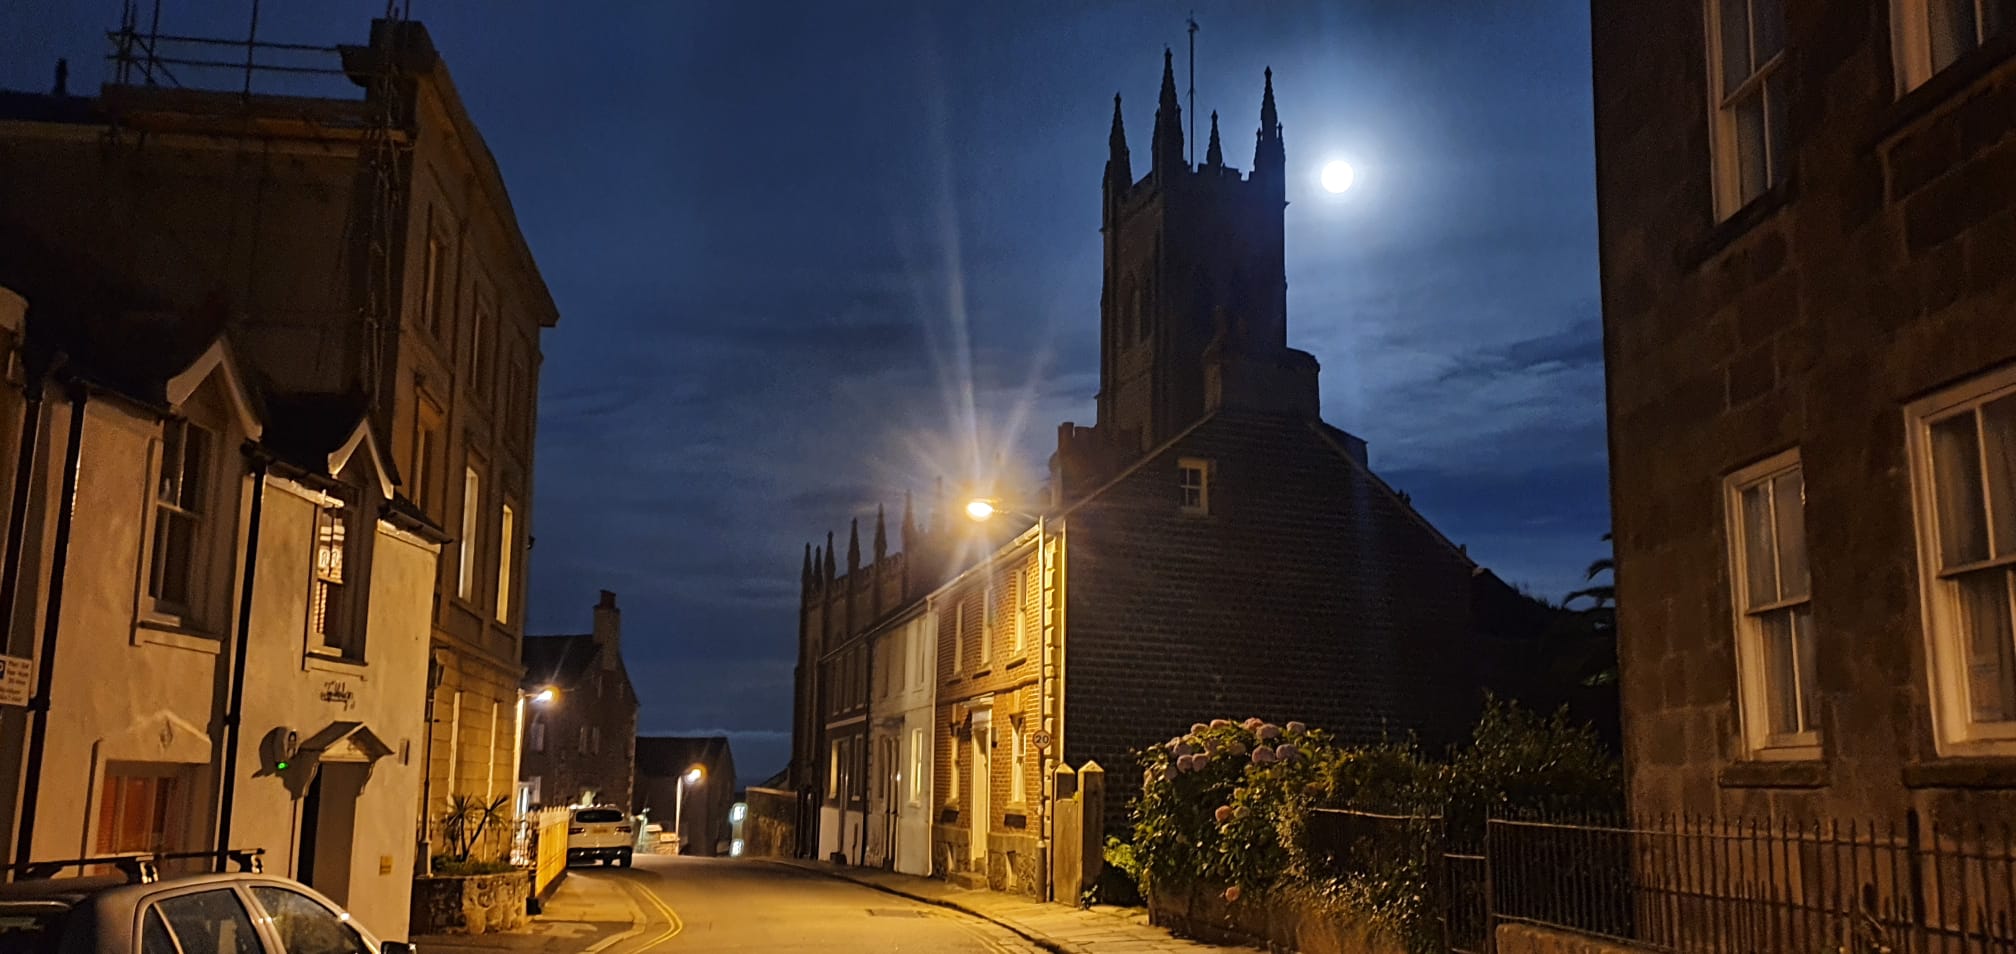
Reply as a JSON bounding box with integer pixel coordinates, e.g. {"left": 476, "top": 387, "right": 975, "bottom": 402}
{"left": 9, "top": 848, "right": 264, "bottom": 884}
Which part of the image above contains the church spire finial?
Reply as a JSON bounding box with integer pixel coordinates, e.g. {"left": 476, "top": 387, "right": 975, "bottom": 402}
{"left": 802, "top": 543, "right": 813, "bottom": 587}
{"left": 1254, "top": 67, "right": 1284, "bottom": 174}
{"left": 1206, "top": 110, "right": 1224, "bottom": 168}
{"left": 873, "top": 504, "right": 888, "bottom": 563}
{"left": 847, "top": 518, "right": 861, "bottom": 572}
{"left": 823, "top": 533, "right": 835, "bottom": 583}
{"left": 1106, "top": 93, "right": 1132, "bottom": 193}
{"left": 1153, "top": 47, "right": 1185, "bottom": 175}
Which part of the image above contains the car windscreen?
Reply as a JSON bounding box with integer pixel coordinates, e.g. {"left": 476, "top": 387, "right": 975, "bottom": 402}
{"left": 0, "top": 904, "right": 70, "bottom": 954}
{"left": 573, "top": 809, "right": 625, "bottom": 824}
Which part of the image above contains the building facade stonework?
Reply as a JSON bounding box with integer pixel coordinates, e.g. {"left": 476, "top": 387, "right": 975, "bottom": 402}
{"left": 519, "top": 591, "right": 639, "bottom": 812}
{"left": 1592, "top": 0, "right": 2016, "bottom": 820}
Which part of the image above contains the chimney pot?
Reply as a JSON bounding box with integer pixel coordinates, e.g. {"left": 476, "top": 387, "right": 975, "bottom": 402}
{"left": 598, "top": 589, "right": 617, "bottom": 609}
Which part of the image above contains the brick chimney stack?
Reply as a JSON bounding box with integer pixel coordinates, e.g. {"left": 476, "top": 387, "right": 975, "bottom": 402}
{"left": 593, "top": 590, "right": 621, "bottom": 671}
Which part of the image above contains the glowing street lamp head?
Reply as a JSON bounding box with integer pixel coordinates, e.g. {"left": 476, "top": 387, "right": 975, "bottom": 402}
{"left": 530, "top": 687, "right": 557, "bottom": 704}
{"left": 965, "top": 499, "right": 997, "bottom": 521}
{"left": 684, "top": 766, "right": 705, "bottom": 785}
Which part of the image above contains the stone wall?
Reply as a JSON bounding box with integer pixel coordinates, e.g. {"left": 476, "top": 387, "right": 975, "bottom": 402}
{"left": 409, "top": 871, "right": 530, "bottom": 935}
{"left": 1147, "top": 882, "right": 1407, "bottom": 954}
{"left": 742, "top": 787, "right": 798, "bottom": 858}
{"left": 1496, "top": 923, "right": 1653, "bottom": 954}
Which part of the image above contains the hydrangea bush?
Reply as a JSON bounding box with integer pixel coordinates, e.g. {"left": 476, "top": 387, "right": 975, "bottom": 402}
{"left": 1123, "top": 698, "right": 1621, "bottom": 953}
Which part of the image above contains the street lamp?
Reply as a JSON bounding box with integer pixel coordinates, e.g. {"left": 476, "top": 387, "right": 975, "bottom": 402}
{"left": 673, "top": 764, "right": 705, "bottom": 855}
{"left": 964, "top": 496, "right": 1056, "bottom": 901}
{"left": 511, "top": 687, "right": 559, "bottom": 817}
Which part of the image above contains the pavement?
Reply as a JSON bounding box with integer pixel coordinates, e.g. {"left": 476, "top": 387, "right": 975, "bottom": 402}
{"left": 767, "top": 857, "right": 1246, "bottom": 954}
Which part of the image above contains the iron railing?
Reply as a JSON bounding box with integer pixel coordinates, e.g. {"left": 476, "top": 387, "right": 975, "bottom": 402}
{"left": 1488, "top": 812, "right": 2016, "bottom": 954}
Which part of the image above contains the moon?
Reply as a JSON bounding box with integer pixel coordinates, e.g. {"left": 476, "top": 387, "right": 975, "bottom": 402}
{"left": 1321, "top": 160, "right": 1355, "bottom": 194}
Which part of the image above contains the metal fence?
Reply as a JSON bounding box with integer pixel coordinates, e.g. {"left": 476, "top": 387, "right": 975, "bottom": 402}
{"left": 1490, "top": 812, "right": 2016, "bottom": 954}
{"left": 1311, "top": 809, "right": 2016, "bottom": 954}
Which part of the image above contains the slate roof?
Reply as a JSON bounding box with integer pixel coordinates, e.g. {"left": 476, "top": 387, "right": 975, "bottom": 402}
{"left": 635, "top": 736, "right": 733, "bottom": 781}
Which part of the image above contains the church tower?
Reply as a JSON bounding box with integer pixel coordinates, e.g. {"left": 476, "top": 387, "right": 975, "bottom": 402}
{"left": 1095, "top": 57, "right": 1303, "bottom": 456}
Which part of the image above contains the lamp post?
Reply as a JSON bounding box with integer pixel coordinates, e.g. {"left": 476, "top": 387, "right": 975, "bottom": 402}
{"left": 673, "top": 765, "right": 704, "bottom": 855}
{"left": 965, "top": 497, "right": 1055, "bottom": 901}
{"left": 511, "top": 687, "right": 557, "bottom": 818}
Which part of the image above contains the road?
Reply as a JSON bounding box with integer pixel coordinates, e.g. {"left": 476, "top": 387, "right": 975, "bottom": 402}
{"left": 577, "top": 855, "right": 1045, "bottom": 953}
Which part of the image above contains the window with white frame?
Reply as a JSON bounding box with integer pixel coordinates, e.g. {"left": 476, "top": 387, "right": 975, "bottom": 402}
{"left": 1725, "top": 452, "right": 1819, "bottom": 756}
{"left": 1010, "top": 721, "right": 1027, "bottom": 803}
{"left": 909, "top": 727, "right": 925, "bottom": 806}
{"left": 1706, "top": 0, "right": 1789, "bottom": 218}
{"left": 147, "top": 419, "right": 212, "bottom": 619}
{"left": 308, "top": 503, "right": 352, "bottom": 656}
{"left": 1012, "top": 570, "right": 1028, "bottom": 654}
{"left": 828, "top": 740, "right": 842, "bottom": 799}
{"left": 459, "top": 467, "right": 481, "bottom": 601}
{"left": 1908, "top": 369, "right": 2016, "bottom": 754}
{"left": 1891, "top": 0, "right": 2012, "bottom": 91}
{"left": 1179, "top": 457, "right": 1210, "bottom": 514}
{"left": 981, "top": 582, "right": 995, "bottom": 663}
{"left": 952, "top": 600, "right": 965, "bottom": 673}
{"left": 495, "top": 502, "right": 516, "bottom": 624}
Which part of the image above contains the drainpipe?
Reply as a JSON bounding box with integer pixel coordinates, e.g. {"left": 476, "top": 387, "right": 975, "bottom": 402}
{"left": 0, "top": 352, "right": 49, "bottom": 878}
{"left": 12, "top": 383, "right": 86, "bottom": 868}
{"left": 857, "top": 635, "right": 872, "bottom": 867}
{"left": 213, "top": 452, "right": 269, "bottom": 865}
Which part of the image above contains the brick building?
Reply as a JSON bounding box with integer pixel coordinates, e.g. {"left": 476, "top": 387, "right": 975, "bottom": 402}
{"left": 1593, "top": 0, "right": 2016, "bottom": 821}
{"left": 519, "top": 591, "right": 638, "bottom": 811}
{"left": 794, "top": 53, "right": 1524, "bottom": 898}
{"left": 0, "top": 18, "right": 558, "bottom": 876}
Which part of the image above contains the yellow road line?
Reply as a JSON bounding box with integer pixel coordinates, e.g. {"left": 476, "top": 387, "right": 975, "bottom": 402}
{"left": 617, "top": 872, "right": 685, "bottom": 951}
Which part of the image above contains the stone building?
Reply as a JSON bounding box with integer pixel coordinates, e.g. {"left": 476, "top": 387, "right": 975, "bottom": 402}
{"left": 1592, "top": 0, "right": 2016, "bottom": 820}
{"left": 794, "top": 53, "right": 1518, "bottom": 898}
{"left": 0, "top": 16, "right": 558, "bottom": 873}
{"left": 519, "top": 591, "right": 639, "bottom": 811}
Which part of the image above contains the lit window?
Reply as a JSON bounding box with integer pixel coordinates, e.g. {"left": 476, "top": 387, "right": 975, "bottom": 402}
{"left": 496, "top": 503, "right": 516, "bottom": 624}
{"left": 1010, "top": 722, "right": 1027, "bottom": 803}
{"left": 459, "top": 467, "right": 481, "bottom": 601}
{"left": 96, "top": 766, "right": 183, "bottom": 855}
{"left": 309, "top": 504, "right": 352, "bottom": 656}
{"left": 1706, "top": 0, "right": 1788, "bottom": 218}
{"left": 1891, "top": 0, "right": 2013, "bottom": 91}
{"left": 1179, "top": 457, "right": 1210, "bottom": 514}
{"left": 1725, "top": 452, "right": 1818, "bottom": 757}
{"left": 1908, "top": 369, "right": 2016, "bottom": 755}
{"left": 828, "top": 741, "right": 842, "bottom": 799}
{"left": 148, "top": 419, "right": 211, "bottom": 618}
{"left": 909, "top": 727, "right": 925, "bottom": 806}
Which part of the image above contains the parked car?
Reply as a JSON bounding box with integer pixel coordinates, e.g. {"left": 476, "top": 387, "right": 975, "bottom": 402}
{"left": 565, "top": 806, "right": 633, "bottom": 867}
{"left": 0, "top": 850, "right": 410, "bottom": 954}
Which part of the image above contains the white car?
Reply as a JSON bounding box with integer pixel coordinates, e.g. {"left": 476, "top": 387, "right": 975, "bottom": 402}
{"left": 565, "top": 807, "right": 634, "bottom": 867}
{"left": 0, "top": 850, "right": 408, "bottom": 954}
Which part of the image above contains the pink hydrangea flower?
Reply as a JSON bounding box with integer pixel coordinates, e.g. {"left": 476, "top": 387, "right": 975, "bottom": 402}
{"left": 1214, "top": 805, "right": 1233, "bottom": 824}
{"left": 1286, "top": 721, "right": 1308, "bottom": 735}
{"left": 1252, "top": 746, "right": 1278, "bottom": 765}
{"left": 1223, "top": 885, "right": 1242, "bottom": 902}
{"left": 1210, "top": 718, "right": 1232, "bottom": 729}
{"left": 1257, "top": 724, "right": 1282, "bottom": 741}
{"left": 1275, "top": 743, "right": 1300, "bottom": 762}
{"left": 1176, "top": 754, "right": 1194, "bottom": 772}
{"left": 1227, "top": 741, "right": 1248, "bottom": 757}
{"left": 1191, "top": 722, "right": 1209, "bottom": 734}
{"left": 1242, "top": 717, "right": 1264, "bottom": 731}
{"left": 1162, "top": 765, "right": 1177, "bottom": 782}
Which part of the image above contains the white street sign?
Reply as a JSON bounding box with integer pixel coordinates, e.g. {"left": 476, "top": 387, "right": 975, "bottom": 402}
{"left": 0, "top": 654, "right": 31, "bottom": 707}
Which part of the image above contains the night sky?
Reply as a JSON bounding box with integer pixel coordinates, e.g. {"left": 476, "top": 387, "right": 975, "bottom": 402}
{"left": 3, "top": 2, "right": 1605, "bottom": 787}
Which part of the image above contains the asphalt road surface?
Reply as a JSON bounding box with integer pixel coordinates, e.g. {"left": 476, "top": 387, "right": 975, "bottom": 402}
{"left": 581, "top": 855, "right": 1045, "bottom": 953}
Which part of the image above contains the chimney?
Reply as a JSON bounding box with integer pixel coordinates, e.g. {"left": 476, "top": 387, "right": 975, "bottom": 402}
{"left": 53, "top": 59, "right": 68, "bottom": 97}
{"left": 593, "top": 590, "right": 621, "bottom": 671}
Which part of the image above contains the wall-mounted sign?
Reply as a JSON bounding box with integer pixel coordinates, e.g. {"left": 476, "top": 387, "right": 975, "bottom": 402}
{"left": 1030, "top": 729, "right": 1053, "bottom": 751}
{"left": 319, "top": 681, "right": 356, "bottom": 711}
{"left": 0, "top": 654, "right": 31, "bottom": 707}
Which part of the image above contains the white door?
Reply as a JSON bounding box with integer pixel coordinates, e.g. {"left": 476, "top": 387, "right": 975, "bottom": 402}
{"left": 969, "top": 712, "right": 990, "bottom": 862}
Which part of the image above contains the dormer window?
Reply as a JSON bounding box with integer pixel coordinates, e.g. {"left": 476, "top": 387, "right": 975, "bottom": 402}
{"left": 308, "top": 490, "right": 371, "bottom": 660}
{"left": 1179, "top": 457, "right": 1211, "bottom": 514}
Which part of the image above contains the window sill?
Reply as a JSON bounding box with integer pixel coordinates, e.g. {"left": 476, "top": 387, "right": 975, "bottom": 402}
{"left": 1872, "top": 31, "right": 2016, "bottom": 148}
{"left": 1718, "top": 759, "right": 1829, "bottom": 789}
{"left": 1903, "top": 757, "right": 2016, "bottom": 789}
{"left": 972, "top": 668, "right": 993, "bottom": 678}
{"left": 304, "top": 653, "right": 368, "bottom": 676}
{"left": 132, "top": 620, "right": 223, "bottom": 654}
{"left": 1005, "top": 657, "right": 1027, "bottom": 670}
{"left": 1681, "top": 178, "right": 1796, "bottom": 271}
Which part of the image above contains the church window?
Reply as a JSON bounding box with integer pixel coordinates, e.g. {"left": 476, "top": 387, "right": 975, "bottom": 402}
{"left": 1179, "top": 458, "right": 1211, "bottom": 514}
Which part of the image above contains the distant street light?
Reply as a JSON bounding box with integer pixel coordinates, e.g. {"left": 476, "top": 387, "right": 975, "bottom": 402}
{"left": 965, "top": 499, "right": 997, "bottom": 521}
{"left": 674, "top": 764, "right": 705, "bottom": 854}
{"left": 529, "top": 687, "right": 557, "bottom": 705}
